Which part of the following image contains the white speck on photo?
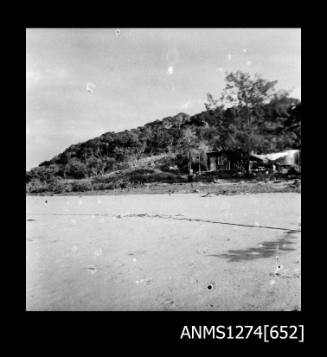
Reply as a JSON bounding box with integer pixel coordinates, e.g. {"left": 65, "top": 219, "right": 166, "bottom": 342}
{"left": 86, "top": 82, "right": 96, "bottom": 93}
{"left": 167, "top": 66, "right": 174, "bottom": 75}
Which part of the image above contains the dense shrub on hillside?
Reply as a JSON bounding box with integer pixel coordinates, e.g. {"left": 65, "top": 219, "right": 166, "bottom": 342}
{"left": 26, "top": 180, "right": 49, "bottom": 193}
{"left": 70, "top": 180, "right": 93, "bottom": 192}
{"left": 92, "top": 182, "right": 116, "bottom": 190}
{"left": 126, "top": 170, "right": 184, "bottom": 184}
{"left": 157, "top": 156, "right": 180, "bottom": 173}
{"left": 175, "top": 154, "right": 190, "bottom": 173}
{"left": 49, "top": 181, "right": 73, "bottom": 193}
{"left": 64, "top": 160, "right": 88, "bottom": 179}
{"left": 91, "top": 175, "right": 115, "bottom": 184}
{"left": 91, "top": 168, "right": 186, "bottom": 187}
{"left": 127, "top": 169, "right": 155, "bottom": 184}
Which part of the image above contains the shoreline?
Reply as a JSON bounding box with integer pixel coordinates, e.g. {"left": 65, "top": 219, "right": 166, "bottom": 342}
{"left": 26, "top": 179, "right": 301, "bottom": 197}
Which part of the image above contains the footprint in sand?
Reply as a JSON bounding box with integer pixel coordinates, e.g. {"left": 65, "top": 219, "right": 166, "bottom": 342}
{"left": 86, "top": 265, "right": 97, "bottom": 274}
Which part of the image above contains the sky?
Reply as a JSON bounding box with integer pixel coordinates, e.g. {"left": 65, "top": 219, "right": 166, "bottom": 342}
{"left": 26, "top": 28, "right": 301, "bottom": 170}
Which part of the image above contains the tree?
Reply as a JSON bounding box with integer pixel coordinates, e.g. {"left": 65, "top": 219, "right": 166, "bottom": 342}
{"left": 64, "top": 159, "right": 87, "bottom": 179}
{"left": 205, "top": 71, "right": 280, "bottom": 173}
{"left": 259, "top": 92, "right": 301, "bottom": 152}
{"left": 86, "top": 156, "right": 104, "bottom": 177}
{"left": 197, "top": 141, "right": 209, "bottom": 172}
{"left": 177, "top": 128, "right": 200, "bottom": 172}
{"left": 102, "top": 157, "right": 116, "bottom": 172}
{"left": 205, "top": 93, "right": 220, "bottom": 111}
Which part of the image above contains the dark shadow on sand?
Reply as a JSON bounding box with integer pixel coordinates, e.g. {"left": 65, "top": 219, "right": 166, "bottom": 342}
{"left": 206, "top": 230, "right": 299, "bottom": 262}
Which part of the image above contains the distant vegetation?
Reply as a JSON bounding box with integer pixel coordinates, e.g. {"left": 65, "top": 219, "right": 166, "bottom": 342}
{"left": 26, "top": 71, "right": 301, "bottom": 193}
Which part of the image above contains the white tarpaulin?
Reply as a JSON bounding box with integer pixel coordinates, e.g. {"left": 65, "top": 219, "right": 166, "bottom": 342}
{"left": 250, "top": 150, "right": 300, "bottom": 166}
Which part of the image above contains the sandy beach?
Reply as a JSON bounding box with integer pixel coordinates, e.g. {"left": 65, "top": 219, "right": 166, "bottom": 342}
{"left": 26, "top": 192, "right": 301, "bottom": 311}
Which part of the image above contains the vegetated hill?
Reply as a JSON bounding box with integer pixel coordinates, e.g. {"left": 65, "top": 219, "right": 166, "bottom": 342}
{"left": 26, "top": 99, "right": 301, "bottom": 193}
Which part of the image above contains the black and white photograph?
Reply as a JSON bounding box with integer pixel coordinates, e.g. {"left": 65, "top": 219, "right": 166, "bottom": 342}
{"left": 26, "top": 28, "right": 301, "bottom": 312}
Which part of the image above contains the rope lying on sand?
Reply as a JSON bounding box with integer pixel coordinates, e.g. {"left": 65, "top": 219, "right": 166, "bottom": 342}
{"left": 27, "top": 212, "right": 301, "bottom": 233}
{"left": 114, "top": 213, "right": 301, "bottom": 232}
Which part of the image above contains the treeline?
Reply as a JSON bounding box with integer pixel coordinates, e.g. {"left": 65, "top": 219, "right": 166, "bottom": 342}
{"left": 26, "top": 71, "right": 301, "bottom": 192}
{"left": 26, "top": 112, "right": 193, "bottom": 183}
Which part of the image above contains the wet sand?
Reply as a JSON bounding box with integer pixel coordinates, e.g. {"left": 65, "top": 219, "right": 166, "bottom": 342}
{"left": 26, "top": 193, "right": 301, "bottom": 311}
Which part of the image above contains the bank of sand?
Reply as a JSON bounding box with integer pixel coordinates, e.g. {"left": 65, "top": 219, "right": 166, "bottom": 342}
{"left": 26, "top": 193, "right": 301, "bottom": 311}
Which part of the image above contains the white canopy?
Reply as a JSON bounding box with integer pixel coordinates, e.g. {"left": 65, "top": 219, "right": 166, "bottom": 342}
{"left": 250, "top": 150, "right": 300, "bottom": 165}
